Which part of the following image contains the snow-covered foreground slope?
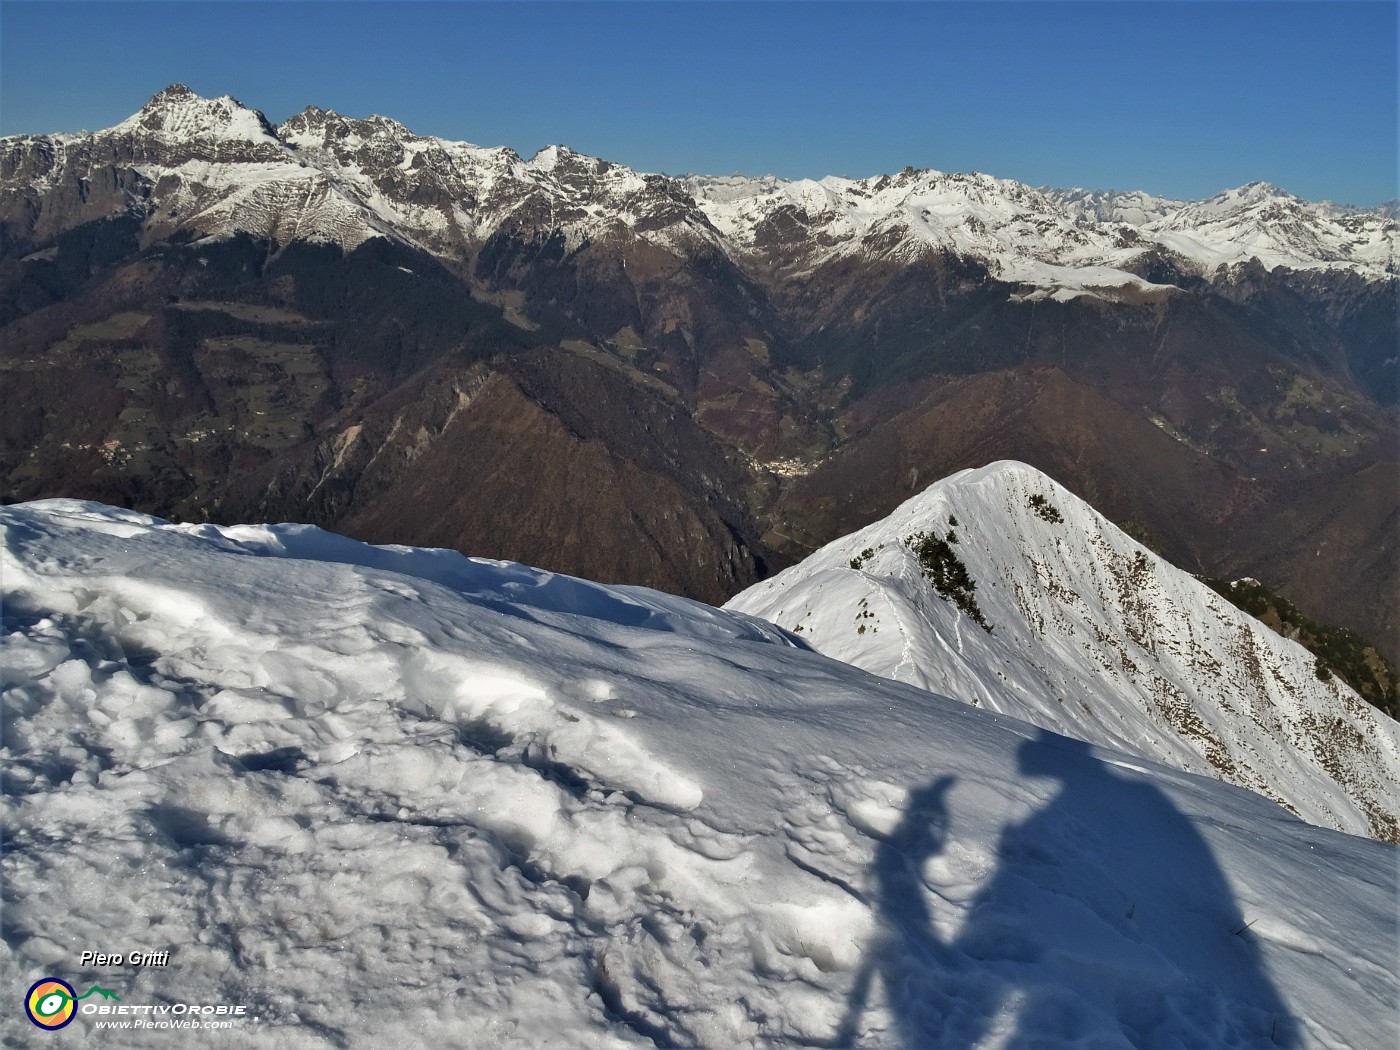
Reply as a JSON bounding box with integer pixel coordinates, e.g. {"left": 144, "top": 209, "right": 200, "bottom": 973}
{"left": 727, "top": 463, "right": 1400, "bottom": 844}
{"left": 3, "top": 500, "right": 1396, "bottom": 1048}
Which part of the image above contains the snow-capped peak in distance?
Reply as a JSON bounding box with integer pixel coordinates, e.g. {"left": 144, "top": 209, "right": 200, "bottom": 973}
{"left": 1040, "top": 186, "right": 1188, "bottom": 226}
{"left": 684, "top": 166, "right": 1185, "bottom": 298}
{"left": 676, "top": 171, "right": 790, "bottom": 203}
{"left": 112, "top": 82, "right": 282, "bottom": 149}
{"left": 726, "top": 461, "right": 1400, "bottom": 843}
{"left": 2, "top": 497, "right": 1396, "bottom": 1046}
{"left": 686, "top": 167, "right": 1397, "bottom": 294}
{"left": 1145, "top": 180, "right": 1398, "bottom": 274}
{"left": 2, "top": 85, "right": 1394, "bottom": 296}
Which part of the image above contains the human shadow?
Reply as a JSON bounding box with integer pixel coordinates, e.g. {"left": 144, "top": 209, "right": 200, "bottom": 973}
{"left": 838, "top": 729, "right": 1299, "bottom": 1048}
{"left": 836, "top": 777, "right": 1000, "bottom": 1048}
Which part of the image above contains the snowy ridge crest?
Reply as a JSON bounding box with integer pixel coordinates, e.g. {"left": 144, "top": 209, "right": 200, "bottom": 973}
{"left": 0, "top": 86, "right": 727, "bottom": 257}
{"left": 727, "top": 460, "right": 1400, "bottom": 842}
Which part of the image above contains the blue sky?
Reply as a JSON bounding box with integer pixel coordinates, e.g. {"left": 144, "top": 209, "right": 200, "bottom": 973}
{"left": 2, "top": 1, "right": 1395, "bottom": 204}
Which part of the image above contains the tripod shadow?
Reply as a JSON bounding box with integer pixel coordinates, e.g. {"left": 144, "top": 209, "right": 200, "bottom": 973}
{"left": 837, "top": 729, "right": 1299, "bottom": 1048}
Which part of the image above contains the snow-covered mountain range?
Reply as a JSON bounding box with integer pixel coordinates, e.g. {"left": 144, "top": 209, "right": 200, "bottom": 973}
{"left": 2, "top": 85, "right": 1396, "bottom": 686}
{"left": 2, "top": 85, "right": 723, "bottom": 262}
{"left": 687, "top": 172, "right": 1397, "bottom": 296}
{"left": 3, "top": 85, "right": 1395, "bottom": 299}
{"left": 3, "top": 497, "right": 1396, "bottom": 1048}
{"left": 728, "top": 462, "right": 1400, "bottom": 843}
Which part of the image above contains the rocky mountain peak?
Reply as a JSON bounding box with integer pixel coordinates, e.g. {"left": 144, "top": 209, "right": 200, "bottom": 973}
{"left": 1237, "top": 180, "right": 1289, "bottom": 198}
{"left": 279, "top": 105, "right": 412, "bottom": 147}
{"left": 527, "top": 143, "right": 596, "bottom": 173}
{"left": 280, "top": 103, "right": 337, "bottom": 131}
{"left": 118, "top": 84, "right": 279, "bottom": 144}
{"left": 150, "top": 82, "right": 198, "bottom": 104}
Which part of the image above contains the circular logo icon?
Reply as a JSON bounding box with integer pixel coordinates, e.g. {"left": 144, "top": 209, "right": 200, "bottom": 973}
{"left": 26, "top": 978, "right": 77, "bottom": 1030}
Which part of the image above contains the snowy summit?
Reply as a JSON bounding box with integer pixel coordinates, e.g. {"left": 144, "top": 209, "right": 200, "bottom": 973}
{"left": 727, "top": 462, "right": 1400, "bottom": 843}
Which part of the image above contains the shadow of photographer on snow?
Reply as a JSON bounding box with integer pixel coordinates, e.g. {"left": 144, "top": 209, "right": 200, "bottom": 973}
{"left": 837, "top": 729, "right": 1298, "bottom": 1048}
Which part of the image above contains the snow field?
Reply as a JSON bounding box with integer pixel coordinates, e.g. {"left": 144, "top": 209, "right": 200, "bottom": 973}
{"left": 3, "top": 498, "right": 1397, "bottom": 1048}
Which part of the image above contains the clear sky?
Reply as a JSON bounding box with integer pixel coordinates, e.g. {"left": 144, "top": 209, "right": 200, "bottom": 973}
{"left": 2, "top": 1, "right": 1395, "bottom": 204}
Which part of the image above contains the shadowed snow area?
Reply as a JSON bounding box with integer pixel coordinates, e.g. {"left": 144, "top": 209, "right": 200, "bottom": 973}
{"left": 2, "top": 499, "right": 1396, "bottom": 1048}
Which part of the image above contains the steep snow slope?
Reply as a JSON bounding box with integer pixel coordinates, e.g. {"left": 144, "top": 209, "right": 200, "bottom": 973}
{"left": 727, "top": 462, "right": 1400, "bottom": 843}
{"left": 2, "top": 499, "right": 1396, "bottom": 1048}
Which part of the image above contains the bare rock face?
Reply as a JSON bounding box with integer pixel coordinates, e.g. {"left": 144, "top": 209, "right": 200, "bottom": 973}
{"left": 1, "top": 87, "right": 1395, "bottom": 656}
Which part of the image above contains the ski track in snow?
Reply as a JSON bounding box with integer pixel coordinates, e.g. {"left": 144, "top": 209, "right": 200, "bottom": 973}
{"left": 2, "top": 498, "right": 1397, "bottom": 1049}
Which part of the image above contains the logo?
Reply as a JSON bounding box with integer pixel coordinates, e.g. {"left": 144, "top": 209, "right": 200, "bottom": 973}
{"left": 25, "top": 978, "right": 120, "bottom": 1030}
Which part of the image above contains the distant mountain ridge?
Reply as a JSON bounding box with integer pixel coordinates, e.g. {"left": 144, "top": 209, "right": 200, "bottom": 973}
{"left": 2, "top": 85, "right": 729, "bottom": 262}
{"left": 4, "top": 85, "right": 1395, "bottom": 291}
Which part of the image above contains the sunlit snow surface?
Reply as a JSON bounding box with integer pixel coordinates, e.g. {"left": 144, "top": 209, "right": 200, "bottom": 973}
{"left": 2, "top": 500, "right": 1396, "bottom": 1048}
{"left": 726, "top": 463, "right": 1400, "bottom": 843}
